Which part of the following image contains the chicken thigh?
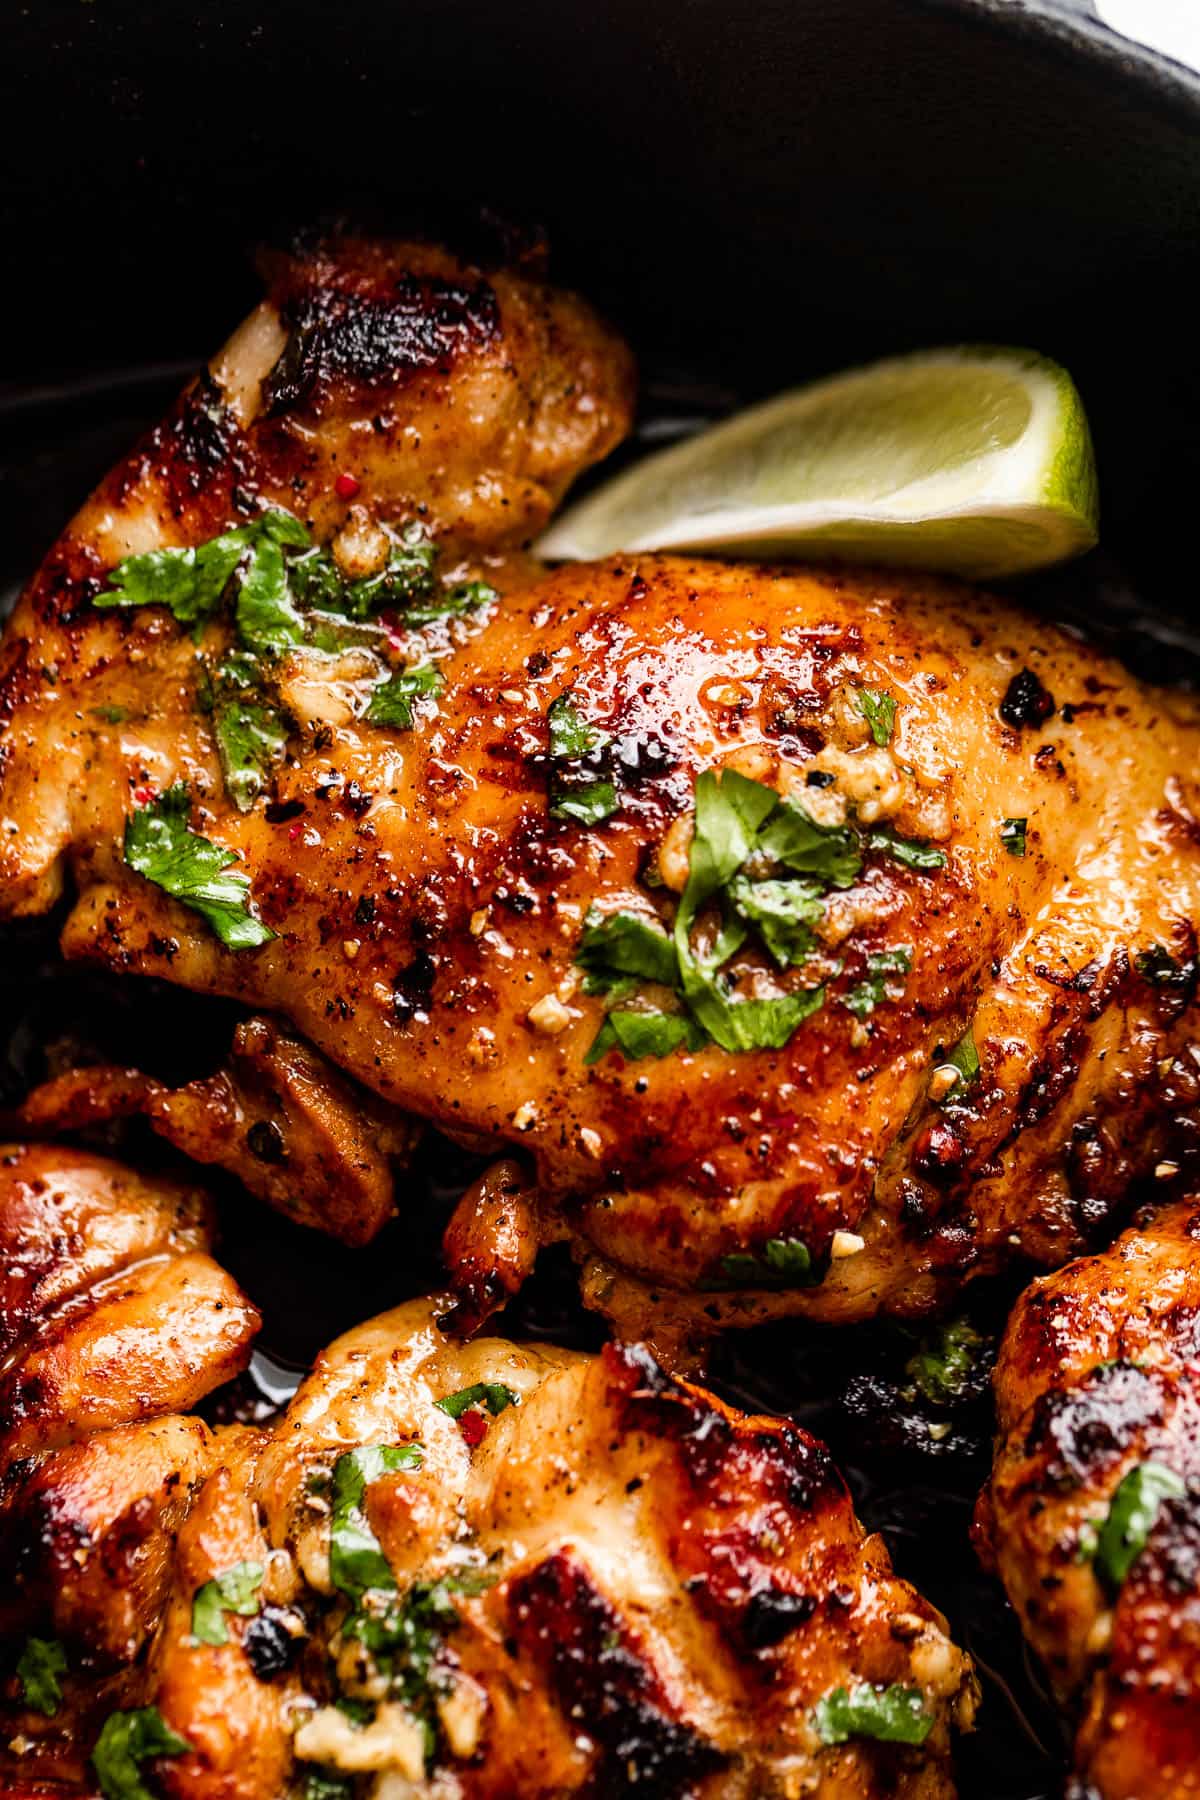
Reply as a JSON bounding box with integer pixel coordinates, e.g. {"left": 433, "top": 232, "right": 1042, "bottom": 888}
{"left": 0, "top": 1145, "right": 976, "bottom": 1798}
{"left": 1, "top": 236, "right": 1197, "bottom": 1347}
{"left": 975, "top": 1200, "right": 1200, "bottom": 1799}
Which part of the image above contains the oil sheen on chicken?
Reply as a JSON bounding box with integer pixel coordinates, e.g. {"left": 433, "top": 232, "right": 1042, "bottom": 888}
{"left": 0, "top": 234, "right": 1197, "bottom": 1348}
{"left": 0, "top": 1145, "right": 977, "bottom": 1798}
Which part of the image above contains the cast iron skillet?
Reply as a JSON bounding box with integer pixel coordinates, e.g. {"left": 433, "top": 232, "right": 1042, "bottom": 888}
{"left": 1, "top": 4, "right": 1199, "bottom": 1797}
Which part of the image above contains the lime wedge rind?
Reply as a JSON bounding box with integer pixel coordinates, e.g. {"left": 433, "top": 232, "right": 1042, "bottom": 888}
{"left": 538, "top": 346, "right": 1099, "bottom": 581}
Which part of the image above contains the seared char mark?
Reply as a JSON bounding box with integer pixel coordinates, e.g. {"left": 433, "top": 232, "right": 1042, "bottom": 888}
{"left": 263, "top": 275, "right": 500, "bottom": 416}
{"left": 507, "top": 1551, "right": 726, "bottom": 1796}
{"left": 1026, "top": 1362, "right": 1164, "bottom": 1484}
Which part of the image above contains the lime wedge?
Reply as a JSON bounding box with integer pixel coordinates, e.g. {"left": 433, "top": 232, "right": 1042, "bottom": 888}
{"left": 539, "top": 347, "right": 1098, "bottom": 579}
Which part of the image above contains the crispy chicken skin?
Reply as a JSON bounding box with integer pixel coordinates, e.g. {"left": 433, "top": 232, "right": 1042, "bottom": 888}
{"left": 975, "top": 1200, "right": 1200, "bottom": 1800}
{"left": 1, "top": 237, "right": 1198, "bottom": 1343}
{"left": 0, "top": 1145, "right": 977, "bottom": 1799}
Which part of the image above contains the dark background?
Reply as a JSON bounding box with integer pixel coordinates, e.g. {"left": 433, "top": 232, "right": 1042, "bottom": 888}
{"left": 2, "top": 3, "right": 1200, "bottom": 1794}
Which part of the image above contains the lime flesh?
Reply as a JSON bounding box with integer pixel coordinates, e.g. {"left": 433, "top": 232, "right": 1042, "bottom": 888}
{"left": 539, "top": 347, "right": 1099, "bottom": 580}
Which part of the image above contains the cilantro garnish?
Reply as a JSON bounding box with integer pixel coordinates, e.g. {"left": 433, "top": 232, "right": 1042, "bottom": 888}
{"left": 343, "top": 1569, "right": 495, "bottom": 1709}
{"left": 584, "top": 1010, "right": 707, "bottom": 1065}
{"left": 301, "top": 1772, "right": 353, "bottom": 1800}
{"left": 366, "top": 664, "right": 444, "bottom": 730}
{"left": 92, "top": 704, "right": 129, "bottom": 724}
{"left": 813, "top": 1682, "right": 932, "bottom": 1747}
{"left": 435, "top": 1382, "right": 519, "bottom": 1419}
{"left": 726, "top": 875, "right": 823, "bottom": 968}
{"left": 705, "top": 1236, "right": 818, "bottom": 1290}
{"left": 1085, "top": 1462, "right": 1186, "bottom": 1593}
{"left": 212, "top": 695, "right": 289, "bottom": 812}
{"left": 97, "top": 509, "right": 308, "bottom": 649}
{"left": 92, "top": 1706, "right": 192, "bottom": 1800}
{"left": 937, "top": 1027, "right": 981, "bottom": 1097}
{"left": 123, "top": 783, "right": 275, "bottom": 950}
{"left": 863, "top": 825, "right": 947, "bottom": 871}
{"left": 856, "top": 688, "right": 896, "bottom": 746}
{"left": 96, "top": 508, "right": 491, "bottom": 670}
{"left": 290, "top": 523, "right": 437, "bottom": 619}
{"left": 1000, "top": 816, "right": 1027, "bottom": 857}
{"left": 755, "top": 792, "right": 862, "bottom": 889}
{"left": 329, "top": 1443, "right": 423, "bottom": 1603}
{"left": 904, "top": 1316, "right": 985, "bottom": 1406}
{"left": 405, "top": 579, "right": 497, "bottom": 629}
{"left": 190, "top": 1560, "right": 264, "bottom": 1647}
{"left": 575, "top": 909, "right": 679, "bottom": 995}
{"left": 546, "top": 694, "right": 618, "bottom": 826}
{"left": 577, "top": 767, "right": 947, "bottom": 1063}
{"left": 17, "top": 1637, "right": 67, "bottom": 1716}
{"left": 844, "top": 947, "right": 911, "bottom": 1018}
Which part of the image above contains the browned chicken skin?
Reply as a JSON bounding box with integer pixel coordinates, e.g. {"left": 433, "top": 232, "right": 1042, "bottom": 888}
{"left": 0, "top": 235, "right": 1198, "bottom": 1353}
{"left": 0, "top": 1146, "right": 976, "bottom": 1797}
{"left": 975, "top": 1200, "right": 1200, "bottom": 1800}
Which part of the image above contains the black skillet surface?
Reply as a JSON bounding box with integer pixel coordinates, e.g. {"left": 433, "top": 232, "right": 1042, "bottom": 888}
{"left": 3, "top": 4, "right": 1200, "bottom": 1795}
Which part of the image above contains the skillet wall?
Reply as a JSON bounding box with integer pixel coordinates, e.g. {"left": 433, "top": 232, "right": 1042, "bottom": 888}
{"left": 2, "top": 0, "right": 1200, "bottom": 609}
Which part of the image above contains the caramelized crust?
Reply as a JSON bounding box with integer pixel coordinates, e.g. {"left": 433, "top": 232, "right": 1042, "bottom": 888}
{"left": 975, "top": 1201, "right": 1200, "bottom": 1799}
{"left": 0, "top": 1148, "right": 976, "bottom": 1797}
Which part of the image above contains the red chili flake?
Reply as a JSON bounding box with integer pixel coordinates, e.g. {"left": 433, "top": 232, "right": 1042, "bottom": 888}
{"left": 335, "top": 472, "right": 361, "bottom": 500}
{"left": 458, "top": 1409, "right": 489, "bottom": 1449}
{"left": 132, "top": 785, "right": 156, "bottom": 806}
{"left": 378, "top": 611, "right": 407, "bottom": 653}
{"left": 288, "top": 822, "right": 304, "bottom": 842}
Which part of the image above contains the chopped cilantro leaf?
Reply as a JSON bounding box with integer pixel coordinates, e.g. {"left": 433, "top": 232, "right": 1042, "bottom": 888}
{"left": 553, "top": 778, "right": 619, "bottom": 826}
{"left": 813, "top": 1682, "right": 932, "bottom": 1746}
{"left": 124, "top": 783, "right": 275, "bottom": 950}
{"left": 91, "top": 704, "right": 129, "bottom": 724}
{"left": 335, "top": 1698, "right": 376, "bottom": 1727}
{"left": 190, "top": 1560, "right": 264, "bottom": 1647}
{"left": 342, "top": 1570, "right": 494, "bottom": 1717}
{"left": 548, "top": 694, "right": 604, "bottom": 761}
{"left": 706, "top": 1236, "right": 818, "bottom": 1291}
{"left": 366, "top": 664, "right": 443, "bottom": 730}
{"left": 234, "top": 530, "right": 307, "bottom": 654}
{"left": 292, "top": 525, "right": 437, "bottom": 620}
{"left": 856, "top": 688, "right": 896, "bottom": 745}
{"left": 17, "top": 1637, "right": 67, "bottom": 1716}
{"left": 402, "top": 580, "right": 496, "bottom": 629}
{"left": 213, "top": 696, "right": 289, "bottom": 812}
{"left": 92, "top": 1706, "right": 192, "bottom": 1800}
{"left": 905, "top": 1316, "right": 985, "bottom": 1406}
{"left": 301, "top": 1770, "right": 353, "bottom": 1800}
{"left": 675, "top": 771, "right": 826, "bottom": 1052}
{"left": 757, "top": 795, "right": 862, "bottom": 890}
{"left": 726, "top": 875, "right": 823, "bottom": 968}
{"left": 864, "top": 825, "right": 947, "bottom": 871}
{"left": 844, "top": 947, "right": 911, "bottom": 1019}
{"left": 96, "top": 512, "right": 312, "bottom": 649}
{"left": 330, "top": 1444, "right": 424, "bottom": 1603}
{"left": 938, "top": 1027, "right": 981, "bottom": 1096}
{"left": 1000, "top": 816, "right": 1027, "bottom": 857}
{"left": 435, "top": 1382, "right": 519, "bottom": 1419}
{"left": 1088, "top": 1462, "right": 1186, "bottom": 1593}
{"left": 547, "top": 694, "right": 618, "bottom": 826}
{"left": 575, "top": 909, "right": 679, "bottom": 993}
{"left": 584, "top": 1009, "right": 708, "bottom": 1064}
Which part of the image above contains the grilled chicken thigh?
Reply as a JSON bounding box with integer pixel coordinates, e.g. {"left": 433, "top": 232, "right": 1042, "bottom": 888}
{"left": 1, "top": 235, "right": 1198, "bottom": 1346}
{"left": 975, "top": 1200, "right": 1200, "bottom": 1799}
{"left": 0, "top": 1145, "right": 976, "bottom": 1797}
